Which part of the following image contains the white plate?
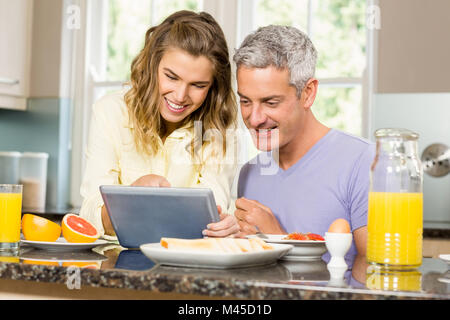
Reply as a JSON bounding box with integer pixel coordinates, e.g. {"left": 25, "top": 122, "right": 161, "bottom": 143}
{"left": 439, "top": 254, "right": 450, "bottom": 264}
{"left": 139, "top": 243, "right": 293, "bottom": 269}
{"left": 248, "top": 234, "right": 327, "bottom": 261}
{"left": 20, "top": 237, "right": 109, "bottom": 251}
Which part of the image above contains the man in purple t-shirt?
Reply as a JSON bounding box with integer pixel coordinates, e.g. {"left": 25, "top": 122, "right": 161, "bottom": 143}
{"left": 230, "top": 25, "right": 375, "bottom": 257}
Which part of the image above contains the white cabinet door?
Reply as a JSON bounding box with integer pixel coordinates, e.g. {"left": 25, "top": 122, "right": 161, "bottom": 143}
{"left": 0, "top": 0, "right": 33, "bottom": 110}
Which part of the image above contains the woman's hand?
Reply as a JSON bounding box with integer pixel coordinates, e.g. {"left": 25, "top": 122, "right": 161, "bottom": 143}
{"left": 202, "top": 206, "right": 240, "bottom": 238}
{"left": 131, "top": 174, "right": 171, "bottom": 187}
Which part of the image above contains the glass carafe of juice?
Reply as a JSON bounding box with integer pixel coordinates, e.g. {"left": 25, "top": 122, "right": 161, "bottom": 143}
{"left": 367, "top": 128, "right": 423, "bottom": 269}
{"left": 366, "top": 265, "right": 422, "bottom": 292}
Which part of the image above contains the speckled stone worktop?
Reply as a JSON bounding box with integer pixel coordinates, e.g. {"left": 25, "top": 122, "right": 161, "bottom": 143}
{"left": 0, "top": 242, "right": 448, "bottom": 300}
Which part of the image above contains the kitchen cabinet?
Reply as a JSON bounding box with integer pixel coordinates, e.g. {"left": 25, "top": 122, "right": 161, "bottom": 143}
{"left": 0, "top": 0, "right": 34, "bottom": 110}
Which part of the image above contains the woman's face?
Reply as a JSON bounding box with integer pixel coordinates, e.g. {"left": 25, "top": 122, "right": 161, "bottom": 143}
{"left": 158, "top": 48, "right": 214, "bottom": 129}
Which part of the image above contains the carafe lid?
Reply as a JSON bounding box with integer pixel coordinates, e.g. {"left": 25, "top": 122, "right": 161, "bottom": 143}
{"left": 374, "top": 128, "right": 419, "bottom": 140}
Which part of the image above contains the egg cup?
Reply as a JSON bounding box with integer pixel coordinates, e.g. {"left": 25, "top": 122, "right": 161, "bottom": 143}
{"left": 324, "top": 232, "right": 352, "bottom": 279}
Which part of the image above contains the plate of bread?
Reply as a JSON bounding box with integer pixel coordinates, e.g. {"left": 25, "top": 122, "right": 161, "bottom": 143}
{"left": 140, "top": 237, "right": 293, "bottom": 269}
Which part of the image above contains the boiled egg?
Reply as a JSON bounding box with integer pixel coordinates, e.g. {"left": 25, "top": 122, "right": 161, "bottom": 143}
{"left": 327, "top": 218, "right": 351, "bottom": 233}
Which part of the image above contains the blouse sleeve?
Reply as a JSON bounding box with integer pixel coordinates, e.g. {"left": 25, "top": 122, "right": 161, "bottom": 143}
{"left": 196, "top": 129, "right": 239, "bottom": 215}
{"left": 78, "top": 97, "right": 121, "bottom": 239}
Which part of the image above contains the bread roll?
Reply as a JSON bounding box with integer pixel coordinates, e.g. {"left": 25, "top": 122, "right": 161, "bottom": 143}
{"left": 160, "top": 237, "right": 273, "bottom": 253}
{"left": 213, "top": 238, "right": 242, "bottom": 253}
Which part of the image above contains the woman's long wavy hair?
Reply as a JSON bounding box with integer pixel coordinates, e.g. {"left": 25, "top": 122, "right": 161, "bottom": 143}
{"left": 124, "top": 10, "right": 237, "bottom": 160}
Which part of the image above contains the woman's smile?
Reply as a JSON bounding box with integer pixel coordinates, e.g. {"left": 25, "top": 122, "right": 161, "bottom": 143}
{"left": 164, "top": 97, "right": 189, "bottom": 113}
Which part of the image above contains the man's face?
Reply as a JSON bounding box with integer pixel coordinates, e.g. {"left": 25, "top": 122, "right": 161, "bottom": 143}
{"left": 237, "top": 65, "right": 304, "bottom": 152}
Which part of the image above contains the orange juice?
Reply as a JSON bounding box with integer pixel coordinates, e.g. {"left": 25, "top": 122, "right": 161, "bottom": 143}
{"left": 366, "top": 266, "right": 422, "bottom": 292}
{"left": 367, "top": 192, "right": 423, "bottom": 268}
{"left": 0, "top": 192, "right": 22, "bottom": 243}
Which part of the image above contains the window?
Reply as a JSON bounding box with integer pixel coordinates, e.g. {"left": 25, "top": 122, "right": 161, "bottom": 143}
{"left": 71, "top": 0, "right": 203, "bottom": 207}
{"left": 106, "top": 0, "right": 202, "bottom": 82}
{"left": 240, "top": 0, "right": 367, "bottom": 137}
{"left": 92, "top": 0, "right": 203, "bottom": 102}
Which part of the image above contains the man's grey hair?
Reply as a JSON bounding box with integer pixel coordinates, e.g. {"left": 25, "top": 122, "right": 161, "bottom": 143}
{"left": 233, "top": 25, "right": 317, "bottom": 97}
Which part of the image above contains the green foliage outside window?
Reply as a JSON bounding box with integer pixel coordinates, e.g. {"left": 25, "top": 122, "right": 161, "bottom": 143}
{"left": 106, "top": 0, "right": 200, "bottom": 82}
{"left": 313, "top": 86, "right": 362, "bottom": 135}
{"left": 153, "top": 0, "right": 199, "bottom": 24}
{"left": 255, "top": 0, "right": 308, "bottom": 30}
{"left": 313, "top": 0, "right": 366, "bottom": 78}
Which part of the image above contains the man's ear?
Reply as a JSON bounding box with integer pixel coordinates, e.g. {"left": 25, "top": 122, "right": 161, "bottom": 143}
{"left": 300, "top": 78, "right": 319, "bottom": 110}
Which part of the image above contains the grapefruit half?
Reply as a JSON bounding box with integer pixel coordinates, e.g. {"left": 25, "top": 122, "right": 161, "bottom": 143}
{"left": 22, "top": 213, "right": 61, "bottom": 242}
{"left": 61, "top": 214, "right": 100, "bottom": 243}
{"left": 23, "top": 259, "right": 59, "bottom": 266}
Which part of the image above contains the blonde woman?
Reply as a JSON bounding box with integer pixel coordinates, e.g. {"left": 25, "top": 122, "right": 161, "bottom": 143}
{"left": 79, "top": 11, "right": 240, "bottom": 239}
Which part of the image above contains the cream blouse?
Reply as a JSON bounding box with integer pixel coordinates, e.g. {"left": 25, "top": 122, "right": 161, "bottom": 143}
{"left": 79, "top": 89, "right": 238, "bottom": 239}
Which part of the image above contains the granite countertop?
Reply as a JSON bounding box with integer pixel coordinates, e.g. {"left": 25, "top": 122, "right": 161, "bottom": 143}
{"left": 423, "top": 222, "right": 450, "bottom": 238}
{"left": 0, "top": 242, "right": 448, "bottom": 300}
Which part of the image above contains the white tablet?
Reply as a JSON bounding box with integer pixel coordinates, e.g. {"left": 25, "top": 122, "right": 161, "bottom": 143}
{"left": 100, "top": 185, "right": 220, "bottom": 248}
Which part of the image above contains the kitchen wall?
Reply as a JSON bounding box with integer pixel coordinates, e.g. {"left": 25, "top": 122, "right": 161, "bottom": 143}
{"left": 376, "top": 0, "right": 450, "bottom": 93}
{"left": 0, "top": 99, "right": 71, "bottom": 211}
{"left": 372, "top": 0, "right": 450, "bottom": 227}
{"left": 0, "top": 0, "right": 72, "bottom": 211}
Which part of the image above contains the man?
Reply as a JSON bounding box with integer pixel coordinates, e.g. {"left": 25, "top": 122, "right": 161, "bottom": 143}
{"left": 230, "top": 25, "right": 375, "bottom": 257}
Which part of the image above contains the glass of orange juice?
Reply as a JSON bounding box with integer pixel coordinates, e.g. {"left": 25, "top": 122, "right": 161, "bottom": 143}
{"left": 367, "top": 128, "right": 423, "bottom": 269}
{"left": 0, "top": 184, "right": 23, "bottom": 252}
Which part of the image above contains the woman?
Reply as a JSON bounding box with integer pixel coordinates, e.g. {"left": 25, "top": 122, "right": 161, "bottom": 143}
{"left": 79, "top": 11, "right": 239, "bottom": 239}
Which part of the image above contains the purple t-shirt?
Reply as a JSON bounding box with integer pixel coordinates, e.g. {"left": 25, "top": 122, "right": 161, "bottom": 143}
{"left": 238, "top": 129, "right": 376, "bottom": 258}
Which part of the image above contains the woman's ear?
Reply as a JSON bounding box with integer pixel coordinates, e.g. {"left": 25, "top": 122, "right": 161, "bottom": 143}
{"left": 300, "top": 78, "right": 319, "bottom": 110}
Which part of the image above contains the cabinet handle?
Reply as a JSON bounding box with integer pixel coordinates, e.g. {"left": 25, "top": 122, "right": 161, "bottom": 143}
{"left": 0, "top": 77, "right": 19, "bottom": 85}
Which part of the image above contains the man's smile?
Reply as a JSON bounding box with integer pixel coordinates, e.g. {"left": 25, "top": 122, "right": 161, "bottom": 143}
{"left": 253, "top": 126, "right": 278, "bottom": 137}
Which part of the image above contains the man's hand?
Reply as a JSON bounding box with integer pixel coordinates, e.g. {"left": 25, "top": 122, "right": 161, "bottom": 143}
{"left": 102, "top": 174, "right": 171, "bottom": 236}
{"left": 234, "top": 197, "right": 285, "bottom": 235}
{"left": 202, "top": 206, "right": 240, "bottom": 238}
{"left": 131, "top": 174, "right": 171, "bottom": 187}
